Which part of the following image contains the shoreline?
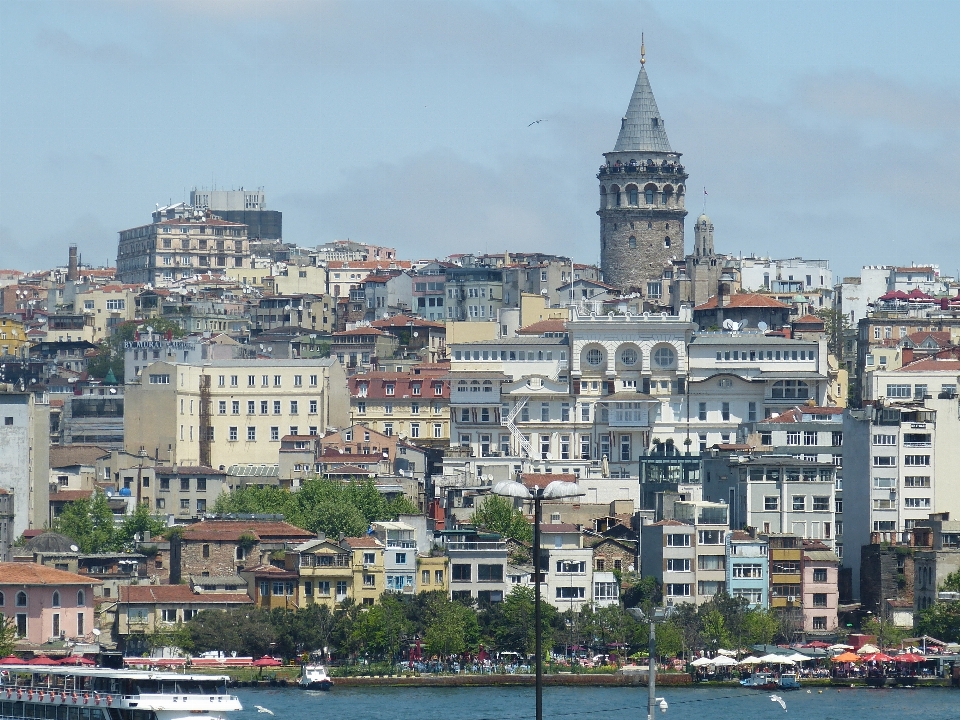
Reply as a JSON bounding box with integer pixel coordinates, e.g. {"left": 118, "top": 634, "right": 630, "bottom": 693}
{"left": 226, "top": 673, "right": 954, "bottom": 690}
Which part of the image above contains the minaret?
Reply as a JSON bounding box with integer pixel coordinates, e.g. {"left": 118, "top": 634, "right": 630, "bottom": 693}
{"left": 598, "top": 38, "right": 688, "bottom": 297}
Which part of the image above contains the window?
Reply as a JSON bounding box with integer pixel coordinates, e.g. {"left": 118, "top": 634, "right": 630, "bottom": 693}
{"left": 666, "top": 534, "right": 690, "bottom": 547}
{"left": 721, "top": 402, "right": 730, "bottom": 421}
{"left": 666, "top": 558, "right": 690, "bottom": 572}
{"left": 478, "top": 564, "right": 503, "bottom": 582}
{"left": 698, "top": 530, "right": 724, "bottom": 545}
{"left": 803, "top": 431, "right": 818, "bottom": 446}
{"left": 452, "top": 564, "right": 472, "bottom": 581}
{"left": 229, "top": 426, "right": 238, "bottom": 442}
{"left": 52, "top": 591, "right": 61, "bottom": 608}
{"left": 666, "top": 584, "right": 691, "bottom": 597}
{"left": 904, "top": 455, "right": 930, "bottom": 466}
{"left": 772, "top": 380, "right": 809, "bottom": 399}
{"left": 792, "top": 495, "right": 806, "bottom": 511}
{"left": 732, "top": 564, "right": 763, "bottom": 579}
{"left": 813, "top": 568, "right": 827, "bottom": 583}
{"left": 653, "top": 346, "right": 675, "bottom": 368}
{"left": 162, "top": 608, "right": 178, "bottom": 623}
{"left": 904, "top": 476, "right": 931, "bottom": 488}
{"left": 232, "top": 401, "right": 240, "bottom": 415}
{"left": 555, "top": 586, "right": 585, "bottom": 600}
{"left": 904, "top": 497, "right": 931, "bottom": 508}
{"left": 873, "top": 434, "right": 897, "bottom": 445}
{"left": 698, "top": 402, "right": 707, "bottom": 421}
{"left": 149, "top": 374, "right": 170, "bottom": 384}
{"left": 786, "top": 431, "right": 801, "bottom": 445}
{"left": 812, "top": 593, "right": 828, "bottom": 607}
{"left": 620, "top": 348, "right": 638, "bottom": 366}
{"left": 764, "top": 496, "right": 779, "bottom": 511}
{"left": 886, "top": 384, "right": 912, "bottom": 398}
{"left": 812, "top": 616, "right": 827, "bottom": 630}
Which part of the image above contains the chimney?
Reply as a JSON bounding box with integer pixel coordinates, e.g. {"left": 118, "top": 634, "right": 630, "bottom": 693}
{"left": 902, "top": 347, "right": 914, "bottom": 365}
{"left": 68, "top": 245, "right": 79, "bottom": 281}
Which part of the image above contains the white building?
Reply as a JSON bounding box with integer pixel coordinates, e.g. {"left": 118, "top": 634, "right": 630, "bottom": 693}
{"left": 738, "top": 257, "right": 834, "bottom": 309}
{"left": 0, "top": 387, "right": 49, "bottom": 537}
{"left": 539, "top": 523, "right": 595, "bottom": 611}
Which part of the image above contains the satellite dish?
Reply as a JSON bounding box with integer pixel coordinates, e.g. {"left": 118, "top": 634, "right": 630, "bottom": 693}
{"left": 70, "top": 545, "right": 79, "bottom": 552}
{"left": 758, "top": 321, "right": 768, "bottom": 332}
{"left": 722, "top": 319, "right": 736, "bottom": 330}
{"left": 92, "top": 628, "right": 101, "bottom": 636}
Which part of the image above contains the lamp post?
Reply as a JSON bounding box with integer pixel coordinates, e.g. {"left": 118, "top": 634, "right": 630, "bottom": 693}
{"left": 493, "top": 477, "right": 583, "bottom": 720}
{"left": 627, "top": 605, "right": 673, "bottom": 720}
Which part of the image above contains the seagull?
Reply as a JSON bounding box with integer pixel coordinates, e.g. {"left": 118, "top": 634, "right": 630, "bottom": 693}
{"left": 254, "top": 707, "right": 274, "bottom": 715}
{"left": 527, "top": 119, "right": 545, "bottom": 127}
{"left": 770, "top": 694, "right": 787, "bottom": 711}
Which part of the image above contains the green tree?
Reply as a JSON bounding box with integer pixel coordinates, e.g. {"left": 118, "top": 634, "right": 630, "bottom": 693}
{"left": 743, "top": 608, "right": 780, "bottom": 646}
{"left": 470, "top": 495, "right": 532, "bottom": 543}
{"left": 117, "top": 502, "right": 167, "bottom": 548}
{"left": 0, "top": 617, "right": 17, "bottom": 657}
{"left": 861, "top": 616, "right": 911, "bottom": 650}
{"left": 620, "top": 575, "right": 661, "bottom": 615}
{"left": 351, "top": 593, "right": 409, "bottom": 662}
{"left": 815, "top": 308, "right": 850, "bottom": 359}
{"left": 654, "top": 620, "right": 684, "bottom": 659}
{"left": 915, "top": 601, "right": 960, "bottom": 643}
{"left": 54, "top": 491, "right": 118, "bottom": 553}
{"left": 423, "top": 594, "right": 480, "bottom": 657}
{"left": 699, "top": 608, "right": 731, "bottom": 652}
{"left": 495, "top": 586, "right": 556, "bottom": 657}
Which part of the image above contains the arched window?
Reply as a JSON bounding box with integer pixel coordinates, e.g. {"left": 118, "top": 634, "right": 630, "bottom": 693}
{"left": 629, "top": 236, "right": 637, "bottom": 249}
{"left": 77, "top": 590, "right": 85, "bottom": 606}
{"left": 653, "top": 346, "right": 676, "bottom": 369}
{"left": 644, "top": 186, "right": 656, "bottom": 204}
{"left": 52, "top": 591, "right": 60, "bottom": 608}
{"left": 0, "top": 591, "right": 4, "bottom": 606}
{"left": 627, "top": 186, "right": 639, "bottom": 205}
{"left": 620, "top": 348, "right": 638, "bottom": 366}
{"left": 664, "top": 237, "right": 671, "bottom": 248}
{"left": 16, "top": 591, "right": 27, "bottom": 607}
{"left": 662, "top": 185, "right": 674, "bottom": 205}
{"left": 611, "top": 185, "right": 621, "bottom": 207}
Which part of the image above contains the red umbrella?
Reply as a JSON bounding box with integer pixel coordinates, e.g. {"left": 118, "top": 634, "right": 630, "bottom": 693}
{"left": 0, "top": 656, "right": 23, "bottom": 665}
{"left": 895, "top": 653, "right": 926, "bottom": 663}
{"left": 803, "top": 641, "right": 831, "bottom": 649}
{"left": 862, "top": 653, "right": 894, "bottom": 662}
{"left": 28, "top": 656, "right": 59, "bottom": 665}
{"left": 60, "top": 656, "right": 95, "bottom": 666}
{"left": 252, "top": 656, "right": 282, "bottom": 667}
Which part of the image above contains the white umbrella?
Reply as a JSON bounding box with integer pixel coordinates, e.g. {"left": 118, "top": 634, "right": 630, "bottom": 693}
{"left": 691, "top": 657, "right": 714, "bottom": 667}
{"left": 759, "top": 653, "right": 795, "bottom": 665}
{"left": 827, "top": 644, "right": 853, "bottom": 651}
{"left": 716, "top": 649, "right": 738, "bottom": 657}
{"left": 739, "top": 656, "right": 763, "bottom": 665}
{"left": 785, "top": 653, "right": 812, "bottom": 663}
{"left": 857, "top": 644, "right": 880, "bottom": 655}
{"left": 712, "top": 655, "right": 738, "bottom": 667}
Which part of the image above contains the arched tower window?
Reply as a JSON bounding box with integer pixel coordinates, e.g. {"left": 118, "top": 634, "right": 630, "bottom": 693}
{"left": 52, "top": 591, "right": 61, "bottom": 608}
{"left": 664, "top": 237, "right": 671, "bottom": 248}
{"left": 611, "top": 185, "right": 621, "bottom": 207}
{"left": 662, "top": 185, "right": 674, "bottom": 205}
{"left": 77, "top": 590, "right": 86, "bottom": 606}
{"left": 627, "top": 185, "right": 639, "bottom": 205}
{"left": 644, "top": 185, "right": 656, "bottom": 205}
{"left": 629, "top": 236, "right": 637, "bottom": 248}
{"left": 16, "top": 592, "right": 27, "bottom": 607}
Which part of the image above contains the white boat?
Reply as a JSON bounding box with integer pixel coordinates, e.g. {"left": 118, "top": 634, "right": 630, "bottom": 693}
{"left": 299, "top": 664, "right": 334, "bottom": 691}
{"left": 0, "top": 664, "right": 242, "bottom": 719}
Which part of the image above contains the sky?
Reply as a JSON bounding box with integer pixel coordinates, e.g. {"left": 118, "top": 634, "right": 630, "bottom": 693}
{"left": 1, "top": 0, "right": 958, "bottom": 280}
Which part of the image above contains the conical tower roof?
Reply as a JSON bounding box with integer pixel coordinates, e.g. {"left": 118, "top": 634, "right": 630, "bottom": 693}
{"left": 612, "top": 64, "right": 673, "bottom": 154}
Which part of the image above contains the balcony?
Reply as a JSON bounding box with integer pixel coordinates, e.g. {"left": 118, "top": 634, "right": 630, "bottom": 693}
{"left": 446, "top": 542, "right": 506, "bottom": 552}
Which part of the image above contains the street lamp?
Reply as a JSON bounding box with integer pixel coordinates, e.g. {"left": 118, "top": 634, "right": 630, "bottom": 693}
{"left": 627, "top": 605, "right": 674, "bottom": 720}
{"left": 492, "top": 477, "right": 583, "bottom": 720}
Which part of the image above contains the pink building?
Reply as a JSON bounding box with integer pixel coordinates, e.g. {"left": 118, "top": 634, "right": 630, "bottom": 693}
{"left": 801, "top": 541, "right": 840, "bottom": 635}
{"left": 0, "top": 563, "right": 100, "bottom": 645}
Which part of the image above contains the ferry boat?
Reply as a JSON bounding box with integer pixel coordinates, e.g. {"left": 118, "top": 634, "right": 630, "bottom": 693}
{"left": 0, "top": 664, "right": 242, "bottom": 719}
{"left": 740, "top": 671, "right": 801, "bottom": 691}
{"left": 299, "top": 664, "right": 333, "bottom": 691}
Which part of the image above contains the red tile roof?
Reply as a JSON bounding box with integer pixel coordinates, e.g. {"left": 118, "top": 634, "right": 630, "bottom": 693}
{"left": 342, "top": 536, "right": 383, "bottom": 549}
{"left": 895, "top": 358, "right": 960, "bottom": 373}
{"left": 793, "top": 314, "right": 825, "bottom": 326}
{"left": 538, "top": 523, "right": 580, "bottom": 533}
{"left": 49, "top": 490, "right": 94, "bottom": 503}
{"left": 181, "top": 520, "right": 314, "bottom": 543}
{"left": 694, "top": 293, "right": 790, "bottom": 310}
{"left": 333, "top": 327, "right": 389, "bottom": 337}
{"left": 0, "top": 562, "right": 100, "bottom": 585}
{"left": 119, "top": 585, "right": 252, "bottom": 604}
{"left": 517, "top": 319, "right": 568, "bottom": 335}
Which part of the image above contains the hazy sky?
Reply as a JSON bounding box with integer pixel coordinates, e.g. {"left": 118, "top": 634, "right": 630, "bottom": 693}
{"left": 1, "top": 1, "right": 958, "bottom": 279}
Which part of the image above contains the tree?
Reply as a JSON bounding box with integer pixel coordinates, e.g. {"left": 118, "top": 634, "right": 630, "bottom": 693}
{"left": 861, "top": 616, "right": 911, "bottom": 650}
{"left": 815, "top": 308, "right": 850, "bottom": 360}
{"left": 470, "top": 495, "right": 532, "bottom": 543}
{"left": 423, "top": 594, "right": 479, "bottom": 658}
{"left": 743, "top": 608, "right": 780, "bottom": 646}
{"left": 54, "top": 491, "right": 118, "bottom": 553}
{"left": 0, "top": 617, "right": 17, "bottom": 657}
{"left": 351, "top": 593, "right": 409, "bottom": 662}
{"left": 699, "top": 608, "right": 731, "bottom": 652}
{"left": 915, "top": 601, "right": 960, "bottom": 643}
{"left": 495, "top": 586, "right": 556, "bottom": 657}
{"left": 117, "top": 502, "right": 168, "bottom": 549}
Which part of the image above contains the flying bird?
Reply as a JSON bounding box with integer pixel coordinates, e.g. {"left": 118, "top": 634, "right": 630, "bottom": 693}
{"left": 770, "top": 694, "right": 787, "bottom": 711}
{"left": 254, "top": 707, "right": 275, "bottom": 715}
{"left": 527, "top": 119, "right": 545, "bottom": 127}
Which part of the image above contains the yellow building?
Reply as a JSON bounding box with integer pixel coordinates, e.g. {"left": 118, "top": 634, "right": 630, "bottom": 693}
{"left": 263, "top": 265, "right": 329, "bottom": 297}
{"left": 416, "top": 554, "right": 449, "bottom": 595}
{"left": 343, "top": 536, "right": 386, "bottom": 606}
{"left": 0, "top": 317, "right": 29, "bottom": 357}
{"left": 348, "top": 367, "right": 450, "bottom": 444}
{"left": 290, "top": 537, "right": 356, "bottom": 610}
{"left": 74, "top": 284, "right": 140, "bottom": 340}
{"left": 124, "top": 357, "right": 349, "bottom": 468}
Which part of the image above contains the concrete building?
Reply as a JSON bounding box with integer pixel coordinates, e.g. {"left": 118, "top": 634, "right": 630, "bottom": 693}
{"left": 701, "top": 451, "right": 837, "bottom": 547}
{"left": 372, "top": 521, "right": 419, "bottom": 594}
{"left": 116, "top": 206, "right": 251, "bottom": 285}
{"left": 765, "top": 533, "right": 803, "bottom": 621}
{"left": 189, "top": 187, "right": 281, "bottom": 241}
{"left": 738, "top": 257, "right": 834, "bottom": 310}
{"left": 801, "top": 541, "right": 840, "bottom": 635}
{"left": 0, "top": 563, "right": 99, "bottom": 644}
{"left": 442, "top": 529, "right": 508, "bottom": 604}
{"left": 539, "top": 522, "right": 595, "bottom": 611}
{"left": 124, "top": 358, "right": 349, "bottom": 468}
{"left": 641, "top": 500, "right": 728, "bottom": 606}
{"left": 726, "top": 530, "right": 769, "bottom": 609}
{"left": 0, "top": 385, "right": 50, "bottom": 537}
{"left": 0, "top": 490, "right": 13, "bottom": 562}
{"left": 598, "top": 49, "right": 688, "bottom": 298}
{"left": 445, "top": 265, "right": 504, "bottom": 322}
{"left": 349, "top": 366, "right": 450, "bottom": 445}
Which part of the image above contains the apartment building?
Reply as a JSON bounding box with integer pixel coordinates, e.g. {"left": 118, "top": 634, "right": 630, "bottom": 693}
{"left": 331, "top": 328, "right": 400, "bottom": 374}
{"left": 843, "top": 394, "right": 959, "bottom": 599}
{"left": 372, "top": 521, "right": 419, "bottom": 594}
{"left": 726, "top": 530, "right": 769, "bottom": 609}
{"left": 441, "top": 529, "right": 509, "bottom": 604}
{"left": 73, "top": 284, "right": 139, "bottom": 340}
{"left": 912, "top": 514, "right": 960, "bottom": 612}
{"left": 737, "top": 256, "right": 834, "bottom": 310}
{"left": 701, "top": 452, "right": 837, "bottom": 548}
{"left": 641, "top": 501, "right": 728, "bottom": 606}
{"left": 116, "top": 208, "right": 251, "bottom": 285}
{"left": 445, "top": 266, "right": 504, "bottom": 321}
{"left": 801, "top": 540, "right": 840, "bottom": 634}
{"left": 124, "top": 358, "right": 349, "bottom": 468}
{"left": 349, "top": 366, "right": 450, "bottom": 444}
{"left": 289, "top": 536, "right": 363, "bottom": 610}
{"left": 765, "top": 533, "right": 803, "bottom": 614}
{"left": 539, "top": 523, "right": 595, "bottom": 611}
{"left": 0, "top": 386, "right": 50, "bottom": 537}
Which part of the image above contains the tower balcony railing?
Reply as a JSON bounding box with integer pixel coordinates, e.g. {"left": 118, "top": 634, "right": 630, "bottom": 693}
{"left": 597, "top": 163, "right": 685, "bottom": 177}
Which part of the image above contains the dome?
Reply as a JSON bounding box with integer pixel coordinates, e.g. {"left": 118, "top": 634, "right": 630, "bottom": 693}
{"left": 697, "top": 213, "right": 711, "bottom": 226}
{"left": 24, "top": 532, "right": 79, "bottom": 554}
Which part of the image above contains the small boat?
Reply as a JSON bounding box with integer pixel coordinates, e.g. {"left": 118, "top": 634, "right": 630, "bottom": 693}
{"left": 778, "top": 672, "right": 801, "bottom": 690}
{"left": 300, "top": 664, "right": 334, "bottom": 691}
{"left": 740, "top": 671, "right": 778, "bottom": 690}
